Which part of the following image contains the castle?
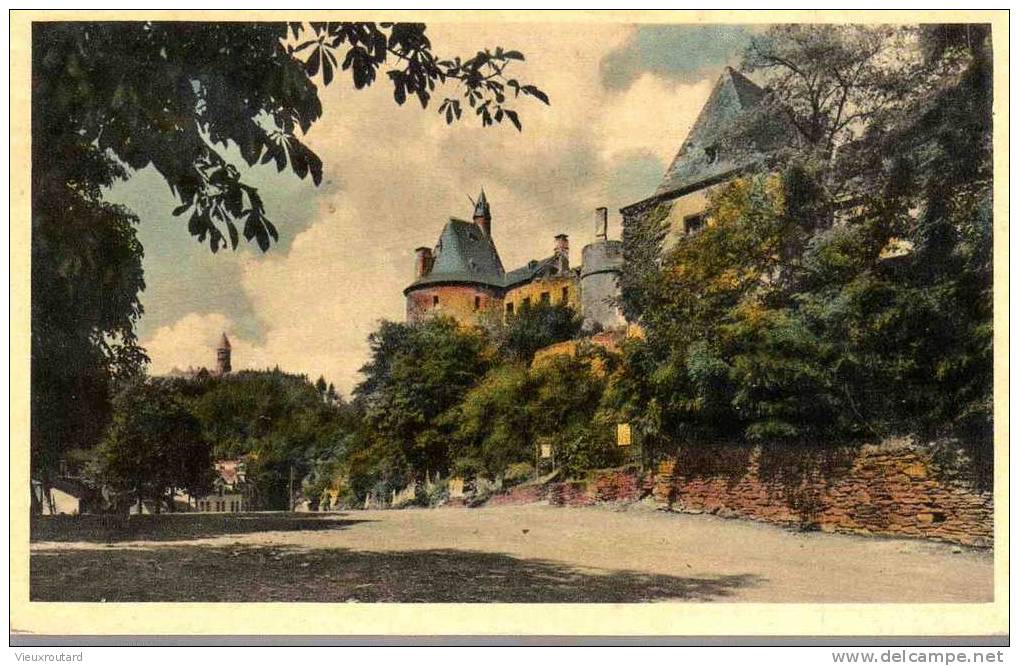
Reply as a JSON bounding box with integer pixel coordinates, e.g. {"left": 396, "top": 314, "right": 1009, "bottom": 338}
{"left": 404, "top": 190, "right": 626, "bottom": 332}
{"left": 405, "top": 68, "right": 778, "bottom": 332}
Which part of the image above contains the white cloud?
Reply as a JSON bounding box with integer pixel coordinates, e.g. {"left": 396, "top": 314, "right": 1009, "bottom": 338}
{"left": 140, "top": 24, "right": 721, "bottom": 396}
{"left": 598, "top": 73, "right": 713, "bottom": 165}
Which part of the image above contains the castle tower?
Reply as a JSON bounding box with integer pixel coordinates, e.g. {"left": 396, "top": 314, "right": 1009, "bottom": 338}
{"left": 580, "top": 207, "right": 626, "bottom": 332}
{"left": 472, "top": 188, "right": 491, "bottom": 238}
{"left": 216, "top": 332, "right": 232, "bottom": 375}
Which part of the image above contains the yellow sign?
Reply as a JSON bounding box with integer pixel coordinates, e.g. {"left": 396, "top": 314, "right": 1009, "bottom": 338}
{"left": 540, "top": 443, "right": 552, "bottom": 459}
{"left": 617, "top": 423, "right": 632, "bottom": 447}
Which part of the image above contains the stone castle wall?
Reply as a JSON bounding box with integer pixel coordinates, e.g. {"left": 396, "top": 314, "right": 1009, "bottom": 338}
{"left": 522, "top": 441, "right": 993, "bottom": 547}
{"left": 405, "top": 284, "right": 504, "bottom": 325}
{"left": 504, "top": 274, "right": 579, "bottom": 315}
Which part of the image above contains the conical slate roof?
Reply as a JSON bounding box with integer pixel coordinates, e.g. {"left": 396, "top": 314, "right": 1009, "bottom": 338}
{"left": 218, "top": 333, "right": 231, "bottom": 350}
{"left": 405, "top": 218, "right": 506, "bottom": 292}
{"left": 655, "top": 67, "right": 767, "bottom": 197}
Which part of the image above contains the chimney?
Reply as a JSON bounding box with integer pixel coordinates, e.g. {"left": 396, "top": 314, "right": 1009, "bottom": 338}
{"left": 554, "top": 234, "right": 570, "bottom": 270}
{"left": 594, "top": 207, "right": 608, "bottom": 240}
{"left": 414, "top": 247, "right": 433, "bottom": 278}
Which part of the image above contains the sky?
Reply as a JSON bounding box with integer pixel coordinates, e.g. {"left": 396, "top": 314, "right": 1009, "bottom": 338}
{"left": 105, "top": 23, "right": 753, "bottom": 396}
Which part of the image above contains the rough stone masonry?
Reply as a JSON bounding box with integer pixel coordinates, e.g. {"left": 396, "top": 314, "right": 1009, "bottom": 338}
{"left": 541, "top": 440, "right": 992, "bottom": 547}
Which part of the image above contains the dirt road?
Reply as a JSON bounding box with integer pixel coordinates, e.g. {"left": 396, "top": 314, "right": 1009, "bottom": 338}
{"left": 30, "top": 504, "right": 993, "bottom": 602}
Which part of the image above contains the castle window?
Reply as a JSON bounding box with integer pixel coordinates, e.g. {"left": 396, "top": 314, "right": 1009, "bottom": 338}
{"left": 704, "top": 144, "right": 718, "bottom": 164}
{"left": 540, "top": 292, "right": 550, "bottom": 304}
{"left": 474, "top": 295, "right": 481, "bottom": 310}
{"left": 433, "top": 295, "right": 439, "bottom": 307}
{"left": 684, "top": 213, "right": 705, "bottom": 235}
{"left": 506, "top": 302, "right": 514, "bottom": 316}
{"left": 561, "top": 287, "right": 569, "bottom": 303}
{"left": 523, "top": 297, "right": 531, "bottom": 308}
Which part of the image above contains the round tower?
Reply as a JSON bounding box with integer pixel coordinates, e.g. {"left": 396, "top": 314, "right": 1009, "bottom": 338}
{"left": 580, "top": 207, "right": 626, "bottom": 332}
{"left": 216, "top": 332, "right": 232, "bottom": 375}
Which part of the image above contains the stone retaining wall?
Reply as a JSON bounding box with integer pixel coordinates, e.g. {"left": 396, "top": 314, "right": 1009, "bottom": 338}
{"left": 481, "top": 442, "right": 992, "bottom": 547}
{"left": 652, "top": 443, "right": 992, "bottom": 547}
{"left": 547, "top": 468, "right": 644, "bottom": 506}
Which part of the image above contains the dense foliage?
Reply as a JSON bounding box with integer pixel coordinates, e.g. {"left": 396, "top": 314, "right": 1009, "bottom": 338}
{"left": 349, "top": 318, "right": 494, "bottom": 496}
{"left": 617, "top": 24, "right": 993, "bottom": 478}
{"left": 338, "top": 314, "right": 626, "bottom": 503}
{"left": 97, "top": 378, "right": 214, "bottom": 512}
{"left": 93, "top": 369, "right": 359, "bottom": 511}
{"left": 496, "top": 300, "right": 583, "bottom": 362}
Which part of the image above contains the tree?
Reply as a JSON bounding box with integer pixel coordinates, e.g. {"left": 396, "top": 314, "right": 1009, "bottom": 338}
{"left": 30, "top": 21, "right": 549, "bottom": 503}
{"left": 712, "top": 23, "right": 975, "bottom": 250}
{"left": 353, "top": 317, "right": 493, "bottom": 485}
{"left": 527, "top": 353, "right": 621, "bottom": 478}
{"left": 444, "top": 363, "right": 535, "bottom": 478}
{"left": 97, "top": 377, "right": 214, "bottom": 513}
{"left": 496, "top": 300, "right": 583, "bottom": 363}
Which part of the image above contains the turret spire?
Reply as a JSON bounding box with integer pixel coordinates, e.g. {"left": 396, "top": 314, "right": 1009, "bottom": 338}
{"left": 473, "top": 187, "right": 490, "bottom": 219}
{"left": 472, "top": 187, "right": 491, "bottom": 237}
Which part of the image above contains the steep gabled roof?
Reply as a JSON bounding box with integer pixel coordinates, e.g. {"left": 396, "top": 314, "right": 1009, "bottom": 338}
{"left": 504, "top": 256, "right": 553, "bottom": 287}
{"left": 503, "top": 255, "right": 575, "bottom": 288}
{"left": 406, "top": 218, "right": 506, "bottom": 291}
{"left": 655, "top": 67, "right": 767, "bottom": 197}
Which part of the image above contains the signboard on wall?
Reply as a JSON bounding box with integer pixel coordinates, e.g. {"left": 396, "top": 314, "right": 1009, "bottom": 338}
{"left": 617, "top": 423, "right": 632, "bottom": 447}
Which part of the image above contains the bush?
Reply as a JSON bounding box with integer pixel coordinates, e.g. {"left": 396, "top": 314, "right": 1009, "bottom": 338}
{"left": 503, "top": 462, "right": 534, "bottom": 486}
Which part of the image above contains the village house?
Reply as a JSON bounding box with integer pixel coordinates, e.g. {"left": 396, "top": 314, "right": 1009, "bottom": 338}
{"left": 187, "top": 459, "right": 248, "bottom": 513}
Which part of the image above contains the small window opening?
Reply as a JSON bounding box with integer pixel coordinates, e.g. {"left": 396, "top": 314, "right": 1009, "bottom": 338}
{"left": 684, "top": 214, "right": 705, "bottom": 236}
{"left": 506, "top": 302, "right": 514, "bottom": 315}
{"left": 540, "top": 292, "right": 550, "bottom": 304}
{"left": 704, "top": 144, "right": 718, "bottom": 164}
{"left": 432, "top": 295, "right": 439, "bottom": 306}
{"left": 474, "top": 295, "right": 481, "bottom": 310}
{"left": 561, "top": 287, "right": 569, "bottom": 303}
{"left": 523, "top": 297, "right": 531, "bottom": 308}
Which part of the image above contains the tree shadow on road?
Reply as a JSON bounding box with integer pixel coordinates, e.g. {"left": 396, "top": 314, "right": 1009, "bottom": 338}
{"left": 31, "top": 543, "right": 761, "bottom": 602}
{"left": 30, "top": 513, "right": 374, "bottom": 543}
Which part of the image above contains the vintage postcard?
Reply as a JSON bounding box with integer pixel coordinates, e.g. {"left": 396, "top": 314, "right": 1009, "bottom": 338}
{"left": 9, "top": 9, "right": 1009, "bottom": 642}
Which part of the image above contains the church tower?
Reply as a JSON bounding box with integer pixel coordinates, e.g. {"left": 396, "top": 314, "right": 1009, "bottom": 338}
{"left": 216, "top": 333, "right": 232, "bottom": 375}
